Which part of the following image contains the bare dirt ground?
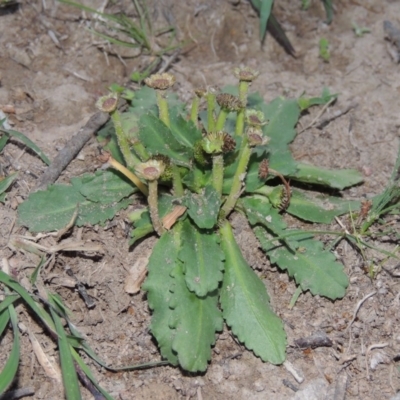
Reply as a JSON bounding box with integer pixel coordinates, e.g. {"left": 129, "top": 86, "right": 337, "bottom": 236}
{"left": 1, "top": 0, "right": 400, "bottom": 399}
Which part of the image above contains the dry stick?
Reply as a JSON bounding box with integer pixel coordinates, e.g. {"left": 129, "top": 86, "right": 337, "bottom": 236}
{"left": 33, "top": 111, "right": 109, "bottom": 192}
{"left": 0, "top": 387, "right": 35, "bottom": 400}
{"left": 345, "top": 291, "right": 377, "bottom": 332}
{"left": 316, "top": 101, "right": 358, "bottom": 129}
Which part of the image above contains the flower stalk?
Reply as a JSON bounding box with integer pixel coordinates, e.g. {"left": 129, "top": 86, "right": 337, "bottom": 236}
{"left": 220, "top": 135, "right": 252, "bottom": 217}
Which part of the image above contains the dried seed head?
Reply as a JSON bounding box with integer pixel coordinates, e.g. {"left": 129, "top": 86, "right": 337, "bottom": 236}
{"left": 144, "top": 73, "right": 176, "bottom": 90}
{"left": 246, "top": 127, "right": 270, "bottom": 147}
{"left": 201, "top": 131, "right": 225, "bottom": 154}
{"left": 222, "top": 133, "right": 236, "bottom": 153}
{"left": 96, "top": 93, "right": 118, "bottom": 113}
{"left": 216, "top": 93, "right": 243, "bottom": 111}
{"left": 258, "top": 159, "right": 269, "bottom": 179}
{"left": 135, "top": 160, "right": 165, "bottom": 181}
{"left": 233, "top": 66, "right": 259, "bottom": 82}
{"left": 194, "top": 87, "right": 207, "bottom": 98}
{"left": 246, "top": 109, "right": 266, "bottom": 127}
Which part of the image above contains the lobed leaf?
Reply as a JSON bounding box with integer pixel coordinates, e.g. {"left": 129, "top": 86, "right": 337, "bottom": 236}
{"left": 179, "top": 218, "right": 224, "bottom": 296}
{"left": 183, "top": 185, "right": 221, "bottom": 229}
{"left": 169, "top": 106, "right": 203, "bottom": 148}
{"left": 287, "top": 189, "right": 361, "bottom": 223}
{"left": 169, "top": 262, "right": 223, "bottom": 372}
{"left": 256, "top": 227, "right": 349, "bottom": 299}
{"left": 289, "top": 163, "right": 363, "bottom": 190}
{"left": 219, "top": 221, "right": 286, "bottom": 365}
{"left": 142, "top": 229, "right": 180, "bottom": 365}
{"left": 138, "top": 113, "right": 193, "bottom": 167}
{"left": 260, "top": 97, "right": 300, "bottom": 147}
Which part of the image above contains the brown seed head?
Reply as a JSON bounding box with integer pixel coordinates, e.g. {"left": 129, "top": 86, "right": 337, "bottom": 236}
{"left": 233, "top": 67, "right": 259, "bottom": 82}
{"left": 258, "top": 159, "right": 269, "bottom": 179}
{"left": 96, "top": 93, "right": 118, "bottom": 113}
{"left": 135, "top": 160, "right": 165, "bottom": 181}
{"left": 144, "top": 73, "right": 176, "bottom": 90}
{"left": 222, "top": 133, "right": 236, "bottom": 153}
{"left": 216, "top": 93, "right": 243, "bottom": 111}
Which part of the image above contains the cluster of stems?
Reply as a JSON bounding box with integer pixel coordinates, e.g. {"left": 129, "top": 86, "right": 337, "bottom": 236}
{"left": 98, "top": 67, "right": 263, "bottom": 236}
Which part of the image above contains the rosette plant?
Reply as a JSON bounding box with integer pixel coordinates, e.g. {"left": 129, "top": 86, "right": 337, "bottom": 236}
{"left": 18, "top": 68, "right": 364, "bottom": 373}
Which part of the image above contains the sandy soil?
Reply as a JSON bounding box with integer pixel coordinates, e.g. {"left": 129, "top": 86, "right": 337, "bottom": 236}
{"left": 1, "top": 0, "right": 400, "bottom": 399}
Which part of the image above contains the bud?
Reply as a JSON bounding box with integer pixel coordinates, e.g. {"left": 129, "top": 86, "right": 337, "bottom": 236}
{"left": 258, "top": 159, "right": 269, "bottom": 179}
{"left": 246, "top": 127, "right": 270, "bottom": 147}
{"left": 144, "top": 73, "right": 176, "bottom": 90}
{"left": 194, "top": 87, "right": 207, "bottom": 98}
{"left": 233, "top": 66, "right": 259, "bottom": 82}
{"left": 135, "top": 160, "right": 165, "bottom": 181}
{"left": 245, "top": 109, "right": 266, "bottom": 127}
{"left": 96, "top": 93, "right": 118, "bottom": 113}
{"left": 201, "top": 131, "right": 225, "bottom": 154}
{"left": 216, "top": 93, "right": 243, "bottom": 112}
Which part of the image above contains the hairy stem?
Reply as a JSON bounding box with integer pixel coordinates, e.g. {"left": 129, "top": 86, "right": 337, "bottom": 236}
{"left": 235, "top": 81, "right": 249, "bottom": 136}
{"left": 216, "top": 109, "right": 229, "bottom": 131}
{"left": 172, "top": 166, "right": 184, "bottom": 197}
{"left": 148, "top": 180, "right": 165, "bottom": 236}
{"left": 207, "top": 92, "right": 216, "bottom": 132}
{"left": 109, "top": 156, "right": 148, "bottom": 196}
{"left": 131, "top": 139, "right": 150, "bottom": 162}
{"left": 111, "top": 109, "right": 140, "bottom": 169}
{"left": 212, "top": 154, "right": 224, "bottom": 196}
{"left": 221, "top": 137, "right": 252, "bottom": 217}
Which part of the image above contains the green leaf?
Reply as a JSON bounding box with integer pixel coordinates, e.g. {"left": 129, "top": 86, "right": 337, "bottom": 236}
{"left": 18, "top": 171, "right": 135, "bottom": 232}
{"left": 179, "top": 219, "right": 224, "bottom": 296}
{"left": 182, "top": 166, "right": 212, "bottom": 193}
{"left": 75, "top": 170, "right": 137, "bottom": 204}
{"left": 256, "top": 228, "right": 349, "bottom": 299}
{"left": 287, "top": 189, "right": 361, "bottom": 223}
{"left": 0, "top": 127, "right": 50, "bottom": 165}
{"left": 96, "top": 120, "right": 125, "bottom": 165}
{"left": 0, "top": 172, "right": 18, "bottom": 201}
{"left": 169, "top": 106, "right": 203, "bottom": 148}
{"left": 289, "top": 163, "right": 364, "bottom": 190}
{"left": 0, "top": 271, "right": 56, "bottom": 334}
{"left": 268, "top": 147, "right": 298, "bottom": 177}
{"left": 49, "top": 297, "right": 81, "bottom": 400}
{"left": 260, "top": 97, "right": 300, "bottom": 147}
{"left": 169, "top": 262, "right": 223, "bottom": 372}
{"left": 0, "top": 130, "right": 9, "bottom": 152}
{"left": 0, "top": 304, "right": 20, "bottom": 395}
{"left": 183, "top": 185, "right": 221, "bottom": 229}
{"left": 0, "top": 294, "right": 19, "bottom": 314}
{"left": 321, "top": 0, "right": 333, "bottom": 24}
{"left": 219, "top": 221, "right": 286, "bottom": 364}
{"left": 298, "top": 87, "right": 337, "bottom": 111}
{"left": 138, "top": 113, "right": 193, "bottom": 167}
{"left": 258, "top": 0, "right": 274, "bottom": 42}
{"left": 142, "top": 229, "right": 180, "bottom": 365}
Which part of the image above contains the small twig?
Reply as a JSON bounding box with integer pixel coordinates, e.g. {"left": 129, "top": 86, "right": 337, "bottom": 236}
{"left": 298, "top": 97, "right": 336, "bottom": 134}
{"left": 33, "top": 111, "right": 109, "bottom": 192}
{"left": 316, "top": 101, "right": 358, "bottom": 129}
{"left": 365, "top": 342, "right": 389, "bottom": 380}
{"left": 283, "top": 360, "right": 304, "bottom": 383}
{"left": 345, "top": 291, "right": 377, "bottom": 332}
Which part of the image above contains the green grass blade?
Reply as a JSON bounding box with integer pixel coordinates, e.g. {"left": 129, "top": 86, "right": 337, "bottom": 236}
{"left": 321, "top": 0, "right": 333, "bottom": 24}
{"left": 0, "top": 271, "right": 56, "bottom": 334}
{"left": 29, "top": 256, "right": 46, "bottom": 285}
{"left": 0, "top": 294, "right": 19, "bottom": 314}
{"left": 0, "top": 172, "right": 18, "bottom": 198}
{"left": 0, "top": 305, "right": 20, "bottom": 394}
{"left": 0, "top": 131, "right": 9, "bottom": 152}
{"left": 0, "top": 309, "right": 11, "bottom": 339}
{"left": 70, "top": 348, "right": 114, "bottom": 400}
{"left": 0, "top": 127, "right": 50, "bottom": 165}
{"left": 49, "top": 301, "right": 81, "bottom": 400}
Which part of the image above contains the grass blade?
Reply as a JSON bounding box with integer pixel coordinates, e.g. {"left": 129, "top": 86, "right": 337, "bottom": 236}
{"left": 0, "top": 271, "right": 56, "bottom": 334}
{"left": 0, "top": 294, "right": 19, "bottom": 314}
{"left": 0, "top": 305, "right": 20, "bottom": 394}
{"left": 0, "top": 127, "right": 50, "bottom": 165}
{"left": 49, "top": 299, "right": 81, "bottom": 400}
{"left": 0, "top": 131, "right": 9, "bottom": 152}
{"left": 0, "top": 172, "right": 18, "bottom": 198}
